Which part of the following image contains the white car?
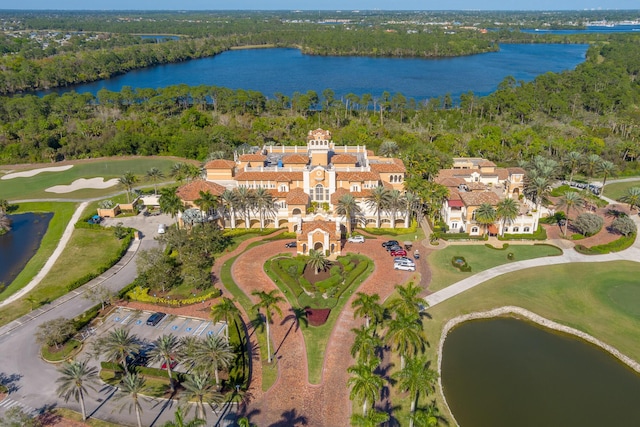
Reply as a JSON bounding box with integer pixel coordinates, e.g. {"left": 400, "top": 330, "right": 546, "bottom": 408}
{"left": 157, "top": 224, "right": 166, "bottom": 234}
{"left": 394, "top": 261, "right": 416, "bottom": 272}
{"left": 347, "top": 235, "right": 365, "bottom": 243}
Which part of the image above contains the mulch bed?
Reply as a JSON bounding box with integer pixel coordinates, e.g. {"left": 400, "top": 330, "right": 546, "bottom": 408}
{"left": 305, "top": 307, "right": 331, "bottom": 326}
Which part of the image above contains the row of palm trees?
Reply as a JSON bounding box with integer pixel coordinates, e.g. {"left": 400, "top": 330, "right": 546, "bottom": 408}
{"left": 117, "top": 163, "right": 201, "bottom": 204}
{"left": 349, "top": 283, "right": 442, "bottom": 427}
{"left": 472, "top": 198, "right": 520, "bottom": 237}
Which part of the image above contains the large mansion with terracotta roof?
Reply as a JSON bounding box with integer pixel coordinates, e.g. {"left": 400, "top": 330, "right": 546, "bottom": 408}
{"left": 176, "top": 129, "right": 407, "bottom": 256}
{"left": 437, "top": 158, "right": 541, "bottom": 236}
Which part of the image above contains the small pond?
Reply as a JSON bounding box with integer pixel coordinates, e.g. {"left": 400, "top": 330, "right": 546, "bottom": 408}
{"left": 0, "top": 212, "right": 53, "bottom": 291}
{"left": 441, "top": 317, "right": 640, "bottom": 427}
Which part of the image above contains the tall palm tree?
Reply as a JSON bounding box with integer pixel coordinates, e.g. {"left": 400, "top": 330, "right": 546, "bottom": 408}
{"left": 181, "top": 372, "right": 224, "bottom": 421}
{"left": 251, "top": 289, "right": 285, "bottom": 363}
{"left": 557, "top": 191, "right": 584, "bottom": 237}
{"left": 351, "top": 325, "right": 383, "bottom": 364}
{"left": 365, "top": 186, "right": 391, "bottom": 229}
{"left": 350, "top": 409, "right": 390, "bottom": 427}
{"left": 184, "top": 164, "right": 202, "bottom": 182}
{"left": 390, "top": 282, "right": 425, "bottom": 319}
{"left": 378, "top": 140, "right": 399, "bottom": 158}
{"left": 598, "top": 159, "right": 616, "bottom": 189}
{"left": 403, "top": 192, "right": 422, "bottom": 228}
{"left": 393, "top": 356, "right": 438, "bottom": 427}
{"left": 529, "top": 176, "right": 552, "bottom": 211}
{"left": 582, "top": 154, "right": 602, "bottom": 185}
{"left": 119, "top": 171, "right": 138, "bottom": 203}
{"left": 148, "top": 334, "right": 181, "bottom": 392}
{"left": 564, "top": 151, "right": 583, "bottom": 184}
{"left": 307, "top": 249, "right": 330, "bottom": 275}
{"left": 474, "top": 203, "right": 497, "bottom": 237}
{"left": 0, "top": 198, "right": 9, "bottom": 215}
{"left": 621, "top": 187, "right": 640, "bottom": 211}
{"left": 162, "top": 407, "right": 205, "bottom": 427}
{"left": 211, "top": 297, "right": 241, "bottom": 340}
{"left": 159, "top": 188, "right": 185, "bottom": 229}
{"left": 93, "top": 327, "right": 140, "bottom": 374}
{"left": 352, "top": 292, "right": 385, "bottom": 329}
{"left": 146, "top": 167, "right": 165, "bottom": 195}
{"left": 234, "top": 186, "right": 255, "bottom": 229}
{"left": 386, "top": 189, "right": 404, "bottom": 229}
{"left": 335, "top": 193, "right": 362, "bottom": 235}
{"left": 116, "top": 373, "right": 147, "bottom": 427}
{"left": 347, "top": 359, "right": 384, "bottom": 416}
{"left": 386, "top": 312, "right": 426, "bottom": 369}
{"left": 56, "top": 360, "right": 98, "bottom": 421}
{"left": 220, "top": 189, "right": 237, "bottom": 229}
{"left": 194, "top": 190, "right": 218, "bottom": 220}
{"left": 253, "top": 187, "right": 275, "bottom": 230}
{"left": 496, "top": 198, "right": 520, "bottom": 236}
{"left": 171, "top": 163, "right": 188, "bottom": 183}
{"left": 192, "top": 335, "right": 235, "bottom": 387}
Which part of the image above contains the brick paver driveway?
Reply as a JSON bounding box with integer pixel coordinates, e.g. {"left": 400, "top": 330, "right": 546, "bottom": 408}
{"left": 228, "top": 236, "right": 426, "bottom": 426}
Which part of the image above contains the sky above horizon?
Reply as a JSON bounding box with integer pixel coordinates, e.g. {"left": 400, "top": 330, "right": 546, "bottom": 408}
{"left": 4, "top": 1, "right": 640, "bottom": 11}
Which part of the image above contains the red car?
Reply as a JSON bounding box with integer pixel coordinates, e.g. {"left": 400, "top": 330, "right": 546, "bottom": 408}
{"left": 390, "top": 249, "right": 407, "bottom": 257}
{"left": 161, "top": 359, "right": 178, "bottom": 370}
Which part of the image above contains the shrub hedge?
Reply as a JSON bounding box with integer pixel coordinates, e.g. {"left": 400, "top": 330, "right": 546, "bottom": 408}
{"left": 126, "top": 286, "right": 221, "bottom": 306}
{"left": 363, "top": 220, "right": 418, "bottom": 236}
{"left": 574, "top": 233, "right": 636, "bottom": 255}
{"left": 441, "top": 233, "right": 487, "bottom": 241}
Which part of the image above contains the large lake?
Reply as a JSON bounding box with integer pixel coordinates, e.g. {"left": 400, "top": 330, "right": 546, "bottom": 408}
{"left": 441, "top": 318, "right": 640, "bottom": 427}
{"left": 0, "top": 213, "right": 53, "bottom": 291}
{"left": 46, "top": 44, "right": 588, "bottom": 101}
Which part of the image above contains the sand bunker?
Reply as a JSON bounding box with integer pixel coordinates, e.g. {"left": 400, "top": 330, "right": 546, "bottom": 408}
{"left": 1, "top": 165, "right": 74, "bottom": 180}
{"left": 46, "top": 177, "right": 120, "bottom": 193}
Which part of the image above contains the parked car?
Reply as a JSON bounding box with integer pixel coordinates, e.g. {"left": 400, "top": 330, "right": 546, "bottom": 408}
{"left": 394, "top": 261, "right": 416, "bottom": 271}
{"left": 347, "top": 235, "right": 365, "bottom": 243}
{"left": 382, "top": 240, "right": 399, "bottom": 248}
{"left": 394, "top": 257, "right": 415, "bottom": 265}
{"left": 161, "top": 358, "right": 178, "bottom": 370}
{"left": 390, "top": 249, "right": 407, "bottom": 257}
{"left": 146, "top": 312, "right": 166, "bottom": 326}
{"left": 157, "top": 224, "right": 166, "bottom": 234}
{"left": 87, "top": 215, "right": 103, "bottom": 224}
{"left": 414, "top": 250, "right": 420, "bottom": 259}
{"left": 387, "top": 245, "right": 402, "bottom": 252}
{"left": 285, "top": 242, "right": 297, "bottom": 248}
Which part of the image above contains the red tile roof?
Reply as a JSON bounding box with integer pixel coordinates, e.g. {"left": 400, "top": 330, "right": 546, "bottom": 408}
{"left": 448, "top": 200, "right": 464, "bottom": 208}
{"left": 238, "top": 154, "right": 267, "bottom": 162}
{"left": 204, "top": 159, "right": 236, "bottom": 169}
{"left": 460, "top": 191, "right": 501, "bottom": 206}
{"left": 282, "top": 154, "right": 310, "bottom": 165}
{"left": 301, "top": 219, "right": 339, "bottom": 237}
{"left": 176, "top": 180, "right": 226, "bottom": 201}
{"left": 330, "top": 188, "right": 349, "bottom": 204}
{"left": 435, "top": 177, "right": 466, "bottom": 187}
{"left": 235, "top": 171, "right": 304, "bottom": 182}
{"left": 286, "top": 188, "right": 309, "bottom": 205}
{"left": 331, "top": 154, "right": 358, "bottom": 164}
{"left": 336, "top": 171, "right": 380, "bottom": 182}
{"left": 369, "top": 158, "right": 406, "bottom": 173}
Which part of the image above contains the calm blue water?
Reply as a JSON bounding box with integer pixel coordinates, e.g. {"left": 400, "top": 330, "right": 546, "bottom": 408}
{"left": 44, "top": 44, "right": 588, "bottom": 101}
{"left": 522, "top": 24, "right": 640, "bottom": 34}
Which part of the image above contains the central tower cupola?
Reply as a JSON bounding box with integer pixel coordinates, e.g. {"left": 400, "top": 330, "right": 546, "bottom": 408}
{"left": 307, "top": 128, "right": 332, "bottom": 166}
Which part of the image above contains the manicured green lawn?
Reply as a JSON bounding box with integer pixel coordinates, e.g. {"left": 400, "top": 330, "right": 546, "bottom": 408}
{"left": 41, "top": 339, "right": 82, "bottom": 362}
{"left": 0, "top": 157, "right": 183, "bottom": 200}
{"left": 603, "top": 180, "right": 640, "bottom": 202}
{"left": 54, "top": 408, "right": 123, "bottom": 427}
{"left": 427, "top": 244, "right": 563, "bottom": 291}
{"left": 422, "top": 261, "right": 640, "bottom": 423}
{"left": 0, "top": 202, "right": 125, "bottom": 326}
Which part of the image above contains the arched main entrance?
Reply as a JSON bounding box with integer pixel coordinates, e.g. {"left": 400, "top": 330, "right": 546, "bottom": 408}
{"left": 314, "top": 242, "right": 324, "bottom": 252}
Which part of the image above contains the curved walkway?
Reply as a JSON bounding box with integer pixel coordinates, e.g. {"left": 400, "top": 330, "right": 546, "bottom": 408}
{"left": 0, "top": 201, "right": 88, "bottom": 307}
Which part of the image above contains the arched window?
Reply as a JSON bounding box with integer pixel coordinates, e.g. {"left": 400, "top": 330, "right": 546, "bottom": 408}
{"left": 471, "top": 227, "right": 479, "bottom": 233}
{"left": 279, "top": 184, "right": 288, "bottom": 192}
{"left": 292, "top": 208, "right": 301, "bottom": 215}
{"left": 523, "top": 227, "right": 530, "bottom": 232}
{"left": 513, "top": 227, "right": 520, "bottom": 233}
{"left": 315, "top": 184, "right": 324, "bottom": 201}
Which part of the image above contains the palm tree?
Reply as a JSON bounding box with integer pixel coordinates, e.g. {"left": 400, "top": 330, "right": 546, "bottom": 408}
{"left": 386, "top": 189, "right": 404, "bottom": 229}
{"left": 159, "top": 188, "right": 185, "bottom": 229}
{"left": 148, "top": 334, "right": 181, "bottom": 392}
{"left": 496, "top": 198, "right": 520, "bottom": 236}
{"left": 162, "top": 407, "right": 205, "bottom": 427}
{"left": 403, "top": 192, "right": 422, "bottom": 228}
{"left": 412, "top": 404, "right": 444, "bottom": 427}
{"left": 56, "top": 360, "right": 98, "bottom": 421}
{"left": 184, "top": 164, "right": 202, "bottom": 182}
{"left": 352, "top": 292, "right": 385, "bottom": 329}
{"left": 557, "top": 191, "right": 584, "bottom": 237}
{"left": 181, "top": 372, "right": 224, "bottom": 421}
{"left": 194, "top": 190, "right": 218, "bottom": 220}
{"left": 0, "top": 212, "right": 12, "bottom": 233}
{"left": 351, "top": 325, "right": 383, "bottom": 364}
{"left": 171, "top": 163, "right": 188, "bottom": 183}
{"left": 386, "top": 312, "right": 426, "bottom": 369}
{"left": 473, "top": 203, "right": 497, "bottom": 237}
{"left": 390, "top": 282, "right": 425, "bottom": 319}
{"left": 116, "top": 373, "right": 147, "bottom": 427}
{"left": 307, "top": 249, "right": 330, "bottom": 275}
{"left": 335, "top": 193, "right": 362, "bottom": 235}
{"left": 234, "top": 186, "right": 255, "bottom": 229}
{"left": 598, "top": 159, "right": 616, "bottom": 189}
{"left": 93, "top": 327, "right": 140, "bottom": 374}
{"left": 350, "top": 409, "right": 390, "bottom": 427}
{"left": 378, "top": 140, "right": 399, "bottom": 158}
{"left": 192, "top": 335, "right": 235, "bottom": 387}
{"left": 564, "top": 151, "right": 583, "bottom": 184}
{"left": 253, "top": 187, "right": 275, "bottom": 230}
{"left": 529, "top": 176, "right": 552, "bottom": 211}
{"left": 118, "top": 171, "right": 138, "bottom": 203}
{"left": 365, "top": 186, "right": 391, "bottom": 229}
{"left": 146, "top": 167, "right": 165, "bottom": 195}
{"left": 220, "top": 189, "right": 237, "bottom": 229}
{"left": 0, "top": 198, "right": 9, "bottom": 215}
{"left": 582, "top": 154, "right": 602, "bottom": 185}
{"left": 393, "top": 356, "right": 438, "bottom": 427}
{"left": 621, "top": 187, "right": 640, "bottom": 211}
{"left": 347, "top": 359, "right": 384, "bottom": 416}
{"left": 251, "top": 289, "right": 285, "bottom": 363}
{"left": 211, "top": 297, "right": 241, "bottom": 340}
